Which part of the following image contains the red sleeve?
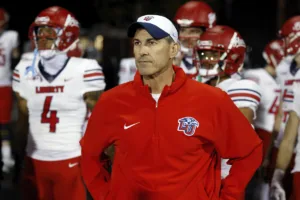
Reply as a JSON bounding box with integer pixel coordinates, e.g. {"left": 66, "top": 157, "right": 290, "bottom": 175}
{"left": 80, "top": 93, "right": 117, "bottom": 200}
{"left": 213, "top": 91, "right": 263, "bottom": 200}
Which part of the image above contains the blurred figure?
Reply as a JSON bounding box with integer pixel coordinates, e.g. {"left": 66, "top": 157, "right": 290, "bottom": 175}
{"left": 243, "top": 39, "right": 284, "bottom": 200}
{"left": 0, "top": 7, "right": 20, "bottom": 183}
{"left": 271, "top": 15, "right": 300, "bottom": 200}
{"left": 118, "top": 57, "right": 136, "bottom": 84}
{"left": 174, "top": 1, "right": 216, "bottom": 79}
{"left": 12, "top": 6, "right": 105, "bottom": 200}
{"left": 195, "top": 25, "right": 262, "bottom": 200}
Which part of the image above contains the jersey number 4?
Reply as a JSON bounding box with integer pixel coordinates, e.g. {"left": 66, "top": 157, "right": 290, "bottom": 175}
{"left": 41, "top": 96, "right": 59, "bottom": 133}
{"left": 0, "top": 48, "right": 6, "bottom": 66}
{"left": 268, "top": 96, "right": 280, "bottom": 114}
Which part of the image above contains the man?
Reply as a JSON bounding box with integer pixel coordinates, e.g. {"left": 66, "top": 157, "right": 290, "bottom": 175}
{"left": 12, "top": 6, "right": 105, "bottom": 199}
{"left": 173, "top": 1, "right": 216, "bottom": 79}
{"left": 0, "top": 8, "right": 20, "bottom": 181}
{"left": 270, "top": 15, "right": 300, "bottom": 200}
{"left": 244, "top": 39, "right": 283, "bottom": 159}
{"left": 270, "top": 70, "right": 300, "bottom": 200}
{"left": 81, "top": 15, "right": 262, "bottom": 200}
{"left": 243, "top": 39, "right": 283, "bottom": 200}
{"left": 117, "top": 1, "right": 216, "bottom": 84}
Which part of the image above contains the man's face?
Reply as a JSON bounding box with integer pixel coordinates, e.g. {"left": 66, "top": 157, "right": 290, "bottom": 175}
{"left": 133, "top": 29, "right": 173, "bottom": 76}
{"left": 36, "top": 26, "right": 57, "bottom": 50}
{"left": 197, "top": 50, "right": 220, "bottom": 70}
{"left": 179, "top": 27, "right": 203, "bottom": 49}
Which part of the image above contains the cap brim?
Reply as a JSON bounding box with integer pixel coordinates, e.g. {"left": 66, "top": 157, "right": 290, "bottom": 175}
{"left": 127, "top": 22, "right": 169, "bottom": 40}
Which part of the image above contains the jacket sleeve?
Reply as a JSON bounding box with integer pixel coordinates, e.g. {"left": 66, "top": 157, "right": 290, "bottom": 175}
{"left": 212, "top": 91, "right": 263, "bottom": 200}
{"left": 80, "top": 93, "right": 117, "bottom": 200}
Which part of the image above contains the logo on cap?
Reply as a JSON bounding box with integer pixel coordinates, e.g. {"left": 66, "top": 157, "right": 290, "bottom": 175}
{"left": 144, "top": 16, "right": 154, "bottom": 21}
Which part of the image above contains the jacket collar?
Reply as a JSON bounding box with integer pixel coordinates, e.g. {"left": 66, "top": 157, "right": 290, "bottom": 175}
{"left": 133, "top": 65, "right": 187, "bottom": 98}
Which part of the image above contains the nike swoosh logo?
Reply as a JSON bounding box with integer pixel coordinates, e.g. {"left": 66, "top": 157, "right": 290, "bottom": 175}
{"left": 68, "top": 162, "right": 79, "bottom": 168}
{"left": 64, "top": 77, "right": 73, "bottom": 82}
{"left": 124, "top": 122, "right": 140, "bottom": 130}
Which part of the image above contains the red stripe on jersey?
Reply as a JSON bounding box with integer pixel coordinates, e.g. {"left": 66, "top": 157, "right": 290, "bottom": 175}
{"left": 285, "top": 80, "right": 295, "bottom": 85}
{"left": 83, "top": 72, "right": 103, "bottom": 78}
{"left": 275, "top": 89, "right": 281, "bottom": 93}
{"left": 13, "top": 73, "right": 20, "bottom": 78}
{"left": 283, "top": 94, "right": 294, "bottom": 99}
{"left": 229, "top": 93, "right": 260, "bottom": 102}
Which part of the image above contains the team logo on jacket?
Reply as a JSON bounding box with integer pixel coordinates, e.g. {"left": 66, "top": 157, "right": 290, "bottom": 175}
{"left": 177, "top": 117, "right": 199, "bottom": 136}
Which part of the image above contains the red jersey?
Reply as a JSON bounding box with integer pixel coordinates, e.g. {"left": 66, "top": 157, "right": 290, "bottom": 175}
{"left": 81, "top": 66, "right": 262, "bottom": 200}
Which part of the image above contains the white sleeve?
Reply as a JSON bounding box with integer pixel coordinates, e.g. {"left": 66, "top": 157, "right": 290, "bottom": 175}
{"left": 81, "top": 59, "right": 106, "bottom": 95}
{"left": 243, "top": 71, "right": 260, "bottom": 85}
{"left": 9, "top": 31, "right": 19, "bottom": 49}
{"left": 292, "top": 80, "right": 300, "bottom": 119}
{"left": 227, "top": 79, "right": 262, "bottom": 114}
{"left": 118, "top": 59, "right": 131, "bottom": 85}
{"left": 12, "top": 63, "right": 26, "bottom": 99}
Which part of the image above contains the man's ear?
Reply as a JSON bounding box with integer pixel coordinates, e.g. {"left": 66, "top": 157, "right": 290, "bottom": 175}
{"left": 170, "top": 42, "right": 180, "bottom": 59}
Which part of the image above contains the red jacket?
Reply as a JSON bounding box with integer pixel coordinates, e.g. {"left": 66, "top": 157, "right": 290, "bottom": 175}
{"left": 80, "top": 66, "right": 263, "bottom": 200}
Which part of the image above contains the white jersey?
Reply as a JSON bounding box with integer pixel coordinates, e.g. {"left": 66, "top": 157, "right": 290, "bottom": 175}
{"left": 118, "top": 57, "right": 136, "bottom": 84}
{"left": 0, "top": 30, "right": 19, "bottom": 86}
{"left": 12, "top": 56, "right": 106, "bottom": 161}
{"left": 291, "top": 70, "right": 300, "bottom": 173}
{"left": 179, "top": 56, "right": 199, "bottom": 79}
{"left": 274, "top": 57, "right": 299, "bottom": 148}
{"left": 243, "top": 68, "right": 281, "bottom": 132}
{"left": 217, "top": 78, "right": 262, "bottom": 178}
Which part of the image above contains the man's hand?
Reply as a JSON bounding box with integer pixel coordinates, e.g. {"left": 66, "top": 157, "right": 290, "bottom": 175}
{"left": 270, "top": 169, "right": 286, "bottom": 200}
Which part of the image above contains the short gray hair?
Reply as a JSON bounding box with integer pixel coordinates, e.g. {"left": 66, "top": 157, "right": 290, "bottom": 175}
{"left": 165, "top": 36, "right": 175, "bottom": 44}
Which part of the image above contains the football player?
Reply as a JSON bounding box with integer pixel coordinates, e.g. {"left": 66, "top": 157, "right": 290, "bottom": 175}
{"left": 12, "top": 6, "right": 106, "bottom": 199}
{"left": 0, "top": 7, "right": 20, "bottom": 182}
{"left": 270, "top": 15, "right": 300, "bottom": 200}
{"left": 174, "top": 1, "right": 216, "bottom": 79}
{"left": 195, "top": 25, "right": 262, "bottom": 200}
{"left": 243, "top": 39, "right": 284, "bottom": 200}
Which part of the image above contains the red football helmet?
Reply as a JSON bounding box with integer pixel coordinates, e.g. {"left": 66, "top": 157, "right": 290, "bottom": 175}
{"left": 28, "top": 6, "right": 80, "bottom": 52}
{"left": 279, "top": 15, "right": 300, "bottom": 55}
{"left": 174, "top": 1, "right": 216, "bottom": 28}
{"left": 262, "top": 39, "right": 284, "bottom": 68}
{"left": 174, "top": 1, "right": 216, "bottom": 55}
{"left": 0, "top": 8, "right": 9, "bottom": 30}
{"left": 194, "top": 25, "right": 246, "bottom": 80}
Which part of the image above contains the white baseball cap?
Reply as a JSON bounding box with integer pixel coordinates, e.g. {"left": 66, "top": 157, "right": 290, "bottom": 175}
{"left": 127, "top": 14, "right": 179, "bottom": 43}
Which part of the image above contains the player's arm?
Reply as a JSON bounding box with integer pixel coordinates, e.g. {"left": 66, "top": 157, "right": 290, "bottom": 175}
{"left": 10, "top": 32, "right": 21, "bottom": 70}
{"left": 238, "top": 107, "right": 254, "bottom": 124}
{"left": 14, "top": 92, "right": 29, "bottom": 156}
{"left": 228, "top": 80, "right": 262, "bottom": 124}
{"left": 275, "top": 110, "right": 298, "bottom": 169}
{"left": 263, "top": 98, "right": 283, "bottom": 169}
{"left": 84, "top": 90, "right": 103, "bottom": 111}
{"left": 272, "top": 82, "right": 300, "bottom": 188}
{"left": 213, "top": 91, "right": 263, "bottom": 200}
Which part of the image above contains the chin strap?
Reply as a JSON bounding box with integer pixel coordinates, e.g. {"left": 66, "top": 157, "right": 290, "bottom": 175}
{"left": 25, "top": 48, "right": 39, "bottom": 77}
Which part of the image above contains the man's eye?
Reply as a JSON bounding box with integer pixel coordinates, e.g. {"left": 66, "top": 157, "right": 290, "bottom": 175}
{"left": 133, "top": 41, "right": 140, "bottom": 45}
